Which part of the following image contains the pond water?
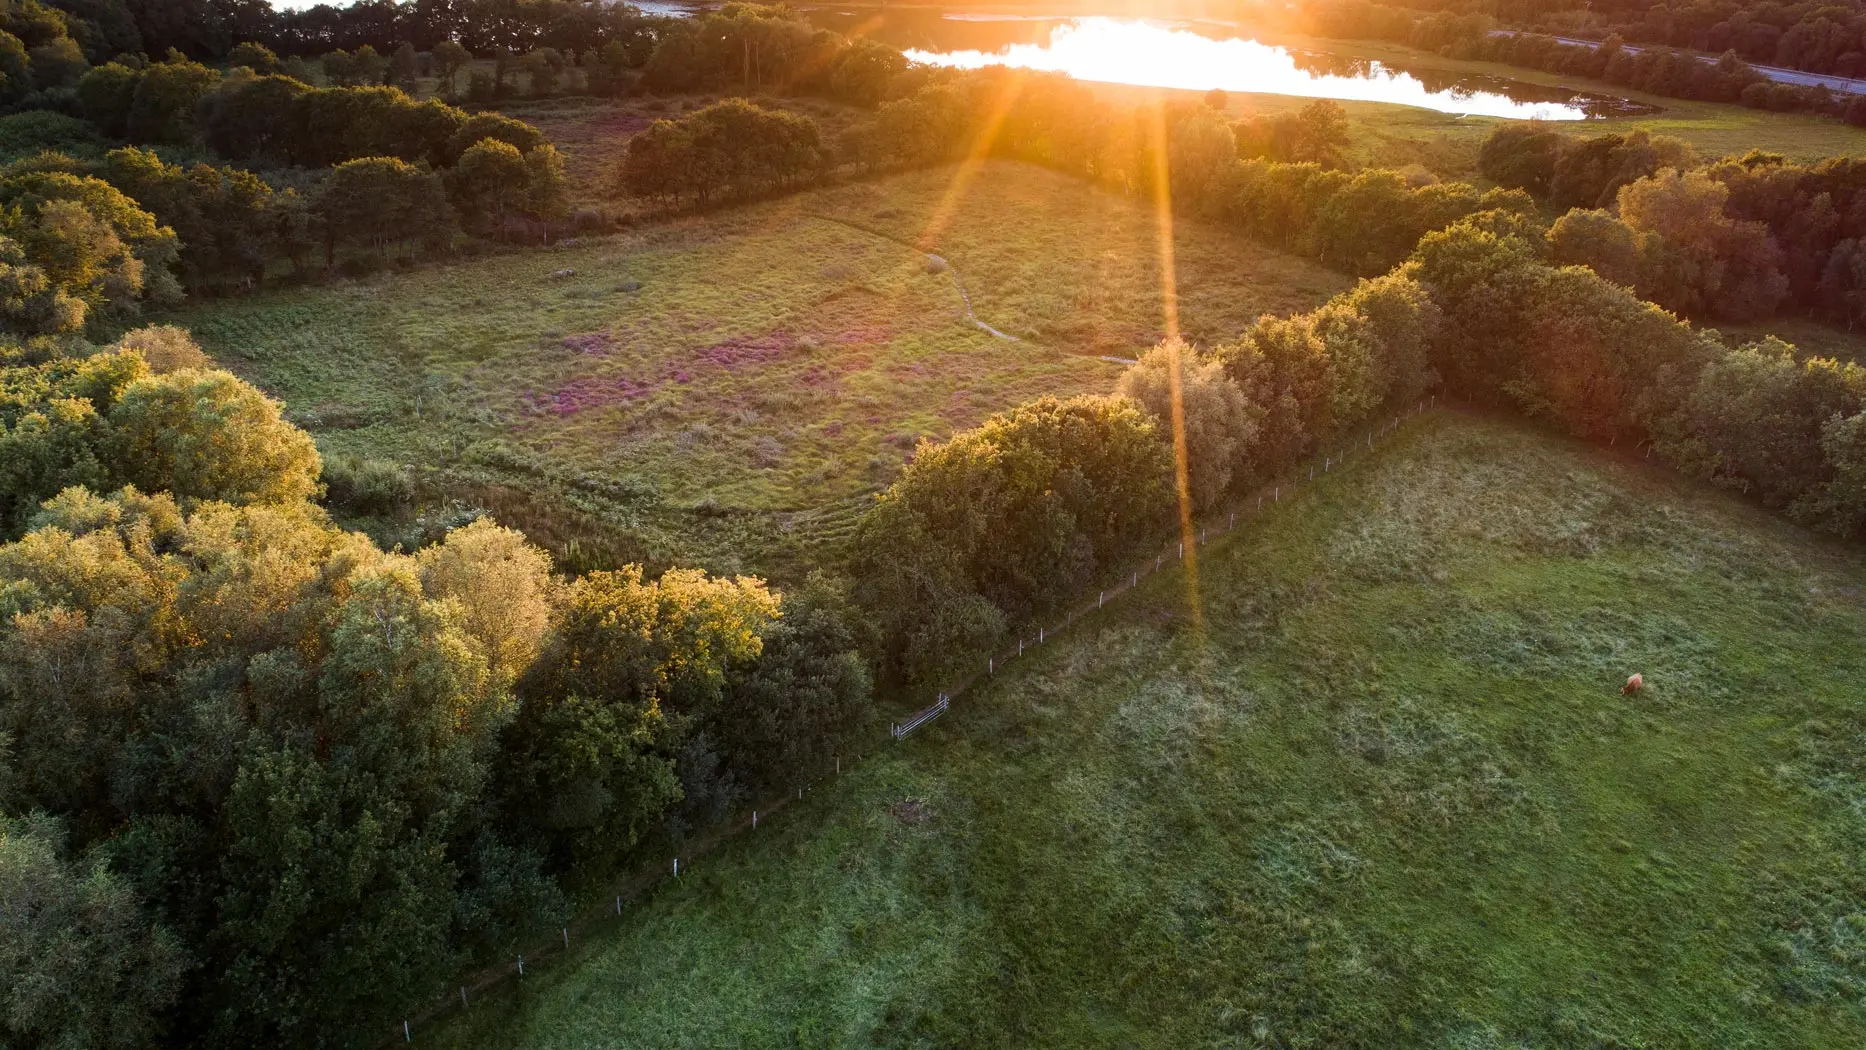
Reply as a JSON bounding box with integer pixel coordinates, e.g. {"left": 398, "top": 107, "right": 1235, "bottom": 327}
{"left": 805, "top": 11, "right": 1653, "bottom": 120}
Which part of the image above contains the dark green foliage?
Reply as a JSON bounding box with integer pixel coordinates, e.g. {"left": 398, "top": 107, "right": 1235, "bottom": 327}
{"left": 1477, "top": 121, "right": 1563, "bottom": 197}
{"left": 315, "top": 155, "right": 455, "bottom": 264}
{"left": 124, "top": 53, "right": 219, "bottom": 145}
{"left": 102, "top": 146, "right": 278, "bottom": 293}
{"left": 0, "top": 110, "right": 104, "bottom": 162}
{"left": 320, "top": 453, "right": 413, "bottom": 516}
{"left": 639, "top": 4, "right": 822, "bottom": 95}
{"left": 0, "top": 812, "right": 185, "bottom": 1050}
{"left": 28, "top": 35, "right": 86, "bottom": 90}
{"left": 1411, "top": 208, "right": 1866, "bottom": 534}
{"left": 444, "top": 111, "right": 544, "bottom": 164}
{"left": 44, "top": 0, "right": 142, "bottom": 62}
{"left": 226, "top": 40, "right": 277, "bottom": 73}
{"left": 0, "top": 30, "right": 33, "bottom": 106}
{"left": 198, "top": 77, "right": 539, "bottom": 171}
{"left": 704, "top": 574, "right": 874, "bottom": 799}
{"left": 1663, "top": 338, "right": 1866, "bottom": 512}
{"left": 73, "top": 60, "right": 138, "bottom": 137}
{"left": 447, "top": 137, "right": 569, "bottom": 237}
{"left": 620, "top": 99, "right": 826, "bottom": 205}
{"left": 496, "top": 566, "right": 778, "bottom": 869}
{"left": 852, "top": 395, "right": 1172, "bottom": 680}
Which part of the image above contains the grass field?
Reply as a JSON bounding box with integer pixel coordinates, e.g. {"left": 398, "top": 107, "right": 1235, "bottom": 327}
{"left": 169, "top": 160, "right": 1347, "bottom": 574}
{"left": 421, "top": 410, "right": 1866, "bottom": 1049}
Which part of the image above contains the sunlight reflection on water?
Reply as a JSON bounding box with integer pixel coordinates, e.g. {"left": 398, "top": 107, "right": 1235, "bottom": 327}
{"left": 905, "top": 17, "right": 1593, "bottom": 120}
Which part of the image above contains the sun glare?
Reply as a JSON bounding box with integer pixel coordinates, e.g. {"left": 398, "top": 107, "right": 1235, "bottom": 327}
{"left": 906, "top": 17, "right": 1592, "bottom": 120}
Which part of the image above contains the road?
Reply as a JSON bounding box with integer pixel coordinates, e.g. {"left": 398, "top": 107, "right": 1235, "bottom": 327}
{"left": 1490, "top": 29, "right": 1866, "bottom": 95}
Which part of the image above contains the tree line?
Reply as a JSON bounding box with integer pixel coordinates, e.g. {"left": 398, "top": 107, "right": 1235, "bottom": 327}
{"left": 1252, "top": 0, "right": 1856, "bottom": 120}
{"left": 0, "top": 327, "right": 874, "bottom": 1048}
{"left": 21, "top": 0, "right": 656, "bottom": 65}
{"left": 849, "top": 198, "right": 1866, "bottom": 683}
{"left": 0, "top": 48, "right": 567, "bottom": 306}
{"left": 1482, "top": 121, "right": 1866, "bottom": 329}
{"left": 1375, "top": 0, "right": 1866, "bottom": 81}
{"left": 622, "top": 75, "right": 1519, "bottom": 281}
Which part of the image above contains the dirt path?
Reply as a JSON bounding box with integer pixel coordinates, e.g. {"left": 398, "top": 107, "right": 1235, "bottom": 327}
{"left": 807, "top": 213, "right": 1143, "bottom": 362}
{"left": 804, "top": 213, "right": 1033, "bottom": 343}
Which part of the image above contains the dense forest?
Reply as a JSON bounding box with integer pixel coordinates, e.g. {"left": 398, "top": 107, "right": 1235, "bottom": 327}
{"left": 3, "top": 2, "right": 1866, "bottom": 1048}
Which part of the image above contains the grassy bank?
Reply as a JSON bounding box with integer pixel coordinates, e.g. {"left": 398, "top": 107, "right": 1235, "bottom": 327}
{"left": 170, "top": 160, "right": 1347, "bottom": 574}
{"left": 1250, "top": 31, "right": 1866, "bottom": 165}
{"left": 422, "top": 411, "right": 1866, "bottom": 1049}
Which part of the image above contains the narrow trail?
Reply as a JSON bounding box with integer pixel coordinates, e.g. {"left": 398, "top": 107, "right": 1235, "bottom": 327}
{"left": 807, "top": 213, "right": 1138, "bottom": 362}
{"left": 805, "top": 213, "right": 1065, "bottom": 349}
{"left": 381, "top": 398, "right": 1447, "bottom": 1047}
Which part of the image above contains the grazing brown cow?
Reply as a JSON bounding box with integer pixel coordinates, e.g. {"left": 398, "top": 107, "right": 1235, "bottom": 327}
{"left": 1622, "top": 673, "right": 1644, "bottom": 695}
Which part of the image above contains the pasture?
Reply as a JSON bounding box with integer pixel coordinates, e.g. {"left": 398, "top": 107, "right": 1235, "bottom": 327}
{"left": 420, "top": 411, "right": 1866, "bottom": 1049}
{"left": 171, "top": 160, "right": 1348, "bottom": 573}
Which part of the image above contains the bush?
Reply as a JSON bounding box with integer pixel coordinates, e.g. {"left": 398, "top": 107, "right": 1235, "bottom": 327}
{"left": 619, "top": 99, "right": 825, "bottom": 205}
{"left": 0, "top": 110, "right": 103, "bottom": 162}
{"left": 110, "top": 324, "right": 208, "bottom": 373}
{"left": 321, "top": 453, "right": 414, "bottom": 515}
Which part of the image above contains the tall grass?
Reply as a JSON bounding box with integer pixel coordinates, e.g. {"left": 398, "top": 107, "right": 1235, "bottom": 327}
{"left": 167, "top": 161, "right": 1349, "bottom": 577}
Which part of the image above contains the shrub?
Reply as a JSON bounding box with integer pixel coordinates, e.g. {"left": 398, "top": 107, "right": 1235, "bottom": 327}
{"left": 0, "top": 111, "right": 100, "bottom": 163}
{"left": 111, "top": 324, "right": 208, "bottom": 373}
{"left": 619, "top": 99, "right": 825, "bottom": 204}
{"left": 321, "top": 453, "right": 414, "bottom": 515}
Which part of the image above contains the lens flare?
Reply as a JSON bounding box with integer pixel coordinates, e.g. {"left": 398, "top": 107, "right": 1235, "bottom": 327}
{"left": 1144, "top": 94, "right": 1204, "bottom": 635}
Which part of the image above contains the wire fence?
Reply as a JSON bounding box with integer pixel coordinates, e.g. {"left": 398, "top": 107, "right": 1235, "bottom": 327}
{"left": 381, "top": 395, "right": 1443, "bottom": 1045}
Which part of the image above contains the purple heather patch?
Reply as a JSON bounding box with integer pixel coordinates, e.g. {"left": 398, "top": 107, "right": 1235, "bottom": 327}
{"left": 561, "top": 331, "right": 615, "bottom": 355}
{"left": 526, "top": 375, "right": 657, "bottom": 415}
{"left": 696, "top": 334, "right": 791, "bottom": 370}
{"left": 832, "top": 325, "right": 893, "bottom": 345}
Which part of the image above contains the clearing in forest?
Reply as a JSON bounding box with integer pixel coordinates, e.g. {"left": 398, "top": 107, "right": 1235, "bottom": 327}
{"left": 169, "top": 160, "right": 1349, "bottom": 572}
{"left": 422, "top": 413, "right": 1866, "bottom": 1050}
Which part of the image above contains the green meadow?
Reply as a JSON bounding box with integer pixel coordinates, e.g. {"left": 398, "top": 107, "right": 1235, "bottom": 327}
{"left": 169, "top": 160, "right": 1348, "bottom": 573}
{"left": 423, "top": 412, "right": 1866, "bottom": 1049}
